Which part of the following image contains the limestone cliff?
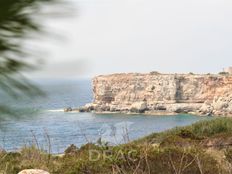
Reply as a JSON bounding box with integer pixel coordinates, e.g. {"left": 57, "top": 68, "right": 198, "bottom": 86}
{"left": 81, "top": 73, "right": 232, "bottom": 116}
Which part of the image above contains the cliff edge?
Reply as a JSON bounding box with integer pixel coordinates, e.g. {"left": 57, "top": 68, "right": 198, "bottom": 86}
{"left": 80, "top": 73, "right": 232, "bottom": 116}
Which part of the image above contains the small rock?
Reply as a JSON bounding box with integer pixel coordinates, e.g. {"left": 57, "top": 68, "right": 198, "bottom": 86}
{"left": 79, "top": 103, "right": 96, "bottom": 112}
{"left": 18, "top": 169, "right": 50, "bottom": 174}
{"left": 206, "top": 112, "right": 213, "bottom": 116}
{"left": 130, "top": 102, "right": 147, "bottom": 113}
{"left": 78, "top": 107, "right": 86, "bottom": 112}
{"left": 84, "top": 103, "right": 95, "bottom": 111}
{"left": 64, "top": 107, "right": 72, "bottom": 112}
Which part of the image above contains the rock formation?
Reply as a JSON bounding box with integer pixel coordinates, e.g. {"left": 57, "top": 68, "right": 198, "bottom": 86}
{"left": 18, "top": 169, "right": 49, "bottom": 174}
{"left": 80, "top": 73, "right": 232, "bottom": 116}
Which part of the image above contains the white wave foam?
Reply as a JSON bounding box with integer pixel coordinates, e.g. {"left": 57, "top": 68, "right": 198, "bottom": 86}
{"left": 47, "top": 109, "right": 64, "bottom": 112}
{"left": 47, "top": 109, "right": 80, "bottom": 113}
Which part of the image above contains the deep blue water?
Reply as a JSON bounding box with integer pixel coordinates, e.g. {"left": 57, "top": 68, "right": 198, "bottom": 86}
{"left": 0, "top": 79, "right": 211, "bottom": 153}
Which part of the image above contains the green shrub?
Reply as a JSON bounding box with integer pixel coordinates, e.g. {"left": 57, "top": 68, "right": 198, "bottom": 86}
{"left": 219, "top": 72, "right": 229, "bottom": 75}
{"left": 190, "top": 118, "right": 232, "bottom": 137}
{"left": 138, "top": 118, "right": 232, "bottom": 144}
{"left": 150, "top": 71, "right": 161, "bottom": 75}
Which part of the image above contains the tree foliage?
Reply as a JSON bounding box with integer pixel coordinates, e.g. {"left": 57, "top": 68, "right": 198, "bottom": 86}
{"left": 0, "top": 0, "right": 57, "bottom": 113}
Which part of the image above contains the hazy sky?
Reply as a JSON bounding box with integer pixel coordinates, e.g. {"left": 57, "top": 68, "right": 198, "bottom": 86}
{"left": 29, "top": 0, "right": 232, "bottom": 78}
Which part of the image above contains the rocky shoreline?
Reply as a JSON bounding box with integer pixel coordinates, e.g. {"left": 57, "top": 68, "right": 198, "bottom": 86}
{"left": 67, "top": 73, "right": 232, "bottom": 117}
{"left": 69, "top": 101, "right": 232, "bottom": 117}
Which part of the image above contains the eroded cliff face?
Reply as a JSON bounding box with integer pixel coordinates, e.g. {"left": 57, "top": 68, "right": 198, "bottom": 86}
{"left": 83, "top": 73, "right": 232, "bottom": 116}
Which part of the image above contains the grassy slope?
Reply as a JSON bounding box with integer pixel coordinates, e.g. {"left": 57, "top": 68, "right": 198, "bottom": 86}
{"left": 136, "top": 117, "right": 232, "bottom": 144}
{"left": 1, "top": 118, "right": 232, "bottom": 174}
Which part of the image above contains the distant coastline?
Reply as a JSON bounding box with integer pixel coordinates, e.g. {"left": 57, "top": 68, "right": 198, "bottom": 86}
{"left": 70, "top": 72, "right": 232, "bottom": 117}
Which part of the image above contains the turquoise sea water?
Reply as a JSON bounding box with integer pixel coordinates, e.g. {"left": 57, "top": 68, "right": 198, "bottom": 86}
{"left": 0, "top": 79, "right": 211, "bottom": 153}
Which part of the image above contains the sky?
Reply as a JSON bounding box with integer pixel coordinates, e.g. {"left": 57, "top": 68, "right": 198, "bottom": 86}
{"left": 28, "top": 0, "right": 232, "bottom": 78}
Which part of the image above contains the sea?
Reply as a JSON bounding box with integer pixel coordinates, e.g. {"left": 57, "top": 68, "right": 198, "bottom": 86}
{"left": 0, "top": 79, "right": 211, "bottom": 153}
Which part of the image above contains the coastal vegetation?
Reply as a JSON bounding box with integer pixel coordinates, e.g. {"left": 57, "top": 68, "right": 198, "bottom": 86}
{"left": 1, "top": 117, "right": 232, "bottom": 174}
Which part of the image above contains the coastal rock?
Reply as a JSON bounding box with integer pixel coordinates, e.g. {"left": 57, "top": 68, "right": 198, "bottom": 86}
{"left": 83, "top": 103, "right": 95, "bottom": 112}
{"left": 79, "top": 103, "right": 96, "bottom": 112}
{"left": 167, "top": 103, "right": 202, "bottom": 113}
{"left": 64, "top": 107, "right": 72, "bottom": 112}
{"left": 96, "top": 104, "right": 110, "bottom": 112}
{"left": 81, "top": 73, "right": 232, "bottom": 116}
{"left": 130, "top": 102, "right": 147, "bottom": 113}
{"left": 109, "top": 104, "right": 119, "bottom": 112}
{"left": 199, "top": 101, "right": 214, "bottom": 115}
{"left": 198, "top": 93, "right": 232, "bottom": 116}
{"left": 18, "top": 169, "right": 49, "bottom": 174}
